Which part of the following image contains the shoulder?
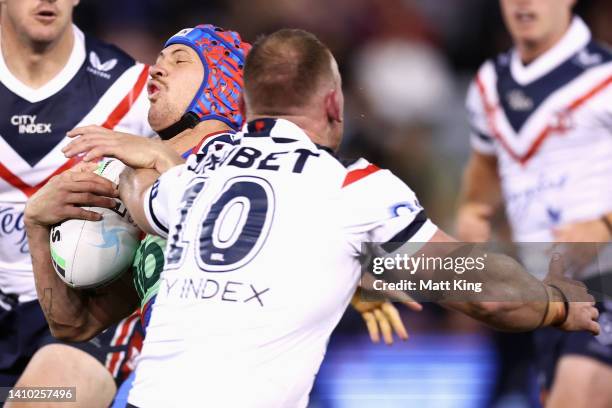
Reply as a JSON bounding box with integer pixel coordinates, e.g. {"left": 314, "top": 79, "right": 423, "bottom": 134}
{"left": 340, "top": 157, "right": 381, "bottom": 188}
{"left": 573, "top": 40, "right": 612, "bottom": 70}
{"left": 492, "top": 50, "right": 513, "bottom": 76}
{"left": 467, "top": 54, "right": 506, "bottom": 104}
{"left": 83, "top": 34, "right": 140, "bottom": 81}
{"left": 339, "top": 158, "right": 417, "bottom": 203}
{"left": 193, "top": 131, "right": 239, "bottom": 156}
{"left": 473, "top": 52, "right": 510, "bottom": 83}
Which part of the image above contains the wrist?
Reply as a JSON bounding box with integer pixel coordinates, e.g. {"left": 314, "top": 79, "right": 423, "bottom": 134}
{"left": 24, "top": 213, "right": 50, "bottom": 231}
{"left": 156, "top": 150, "right": 183, "bottom": 173}
{"left": 25, "top": 222, "right": 51, "bottom": 244}
{"left": 544, "top": 285, "right": 569, "bottom": 327}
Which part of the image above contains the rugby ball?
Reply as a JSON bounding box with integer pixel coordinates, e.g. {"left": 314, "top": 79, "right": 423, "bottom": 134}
{"left": 50, "top": 159, "right": 141, "bottom": 289}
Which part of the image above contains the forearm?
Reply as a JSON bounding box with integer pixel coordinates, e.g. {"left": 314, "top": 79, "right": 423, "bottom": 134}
{"left": 387, "top": 231, "right": 564, "bottom": 332}
{"left": 458, "top": 152, "right": 502, "bottom": 209}
{"left": 119, "top": 168, "right": 161, "bottom": 235}
{"left": 26, "top": 222, "right": 92, "bottom": 338}
{"left": 444, "top": 253, "right": 564, "bottom": 331}
{"left": 26, "top": 222, "right": 137, "bottom": 341}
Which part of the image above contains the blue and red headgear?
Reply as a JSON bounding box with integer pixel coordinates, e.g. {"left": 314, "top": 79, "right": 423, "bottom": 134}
{"left": 157, "top": 24, "right": 251, "bottom": 140}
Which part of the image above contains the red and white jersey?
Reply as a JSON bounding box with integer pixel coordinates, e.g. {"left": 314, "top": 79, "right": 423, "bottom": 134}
{"left": 467, "top": 17, "right": 612, "bottom": 242}
{"left": 0, "top": 25, "right": 154, "bottom": 302}
{"left": 130, "top": 118, "right": 437, "bottom": 408}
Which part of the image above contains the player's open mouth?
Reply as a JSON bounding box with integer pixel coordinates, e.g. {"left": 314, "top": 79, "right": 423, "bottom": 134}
{"left": 34, "top": 9, "right": 58, "bottom": 23}
{"left": 147, "top": 82, "right": 161, "bottom": 100}
{"left": 515, "top": 10, "right": 536, "bottom": 24}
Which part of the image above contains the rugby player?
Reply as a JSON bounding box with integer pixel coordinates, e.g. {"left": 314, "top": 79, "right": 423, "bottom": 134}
{"left": 65, "top": 29, "right": 600, "bottom": 407}
{"left": 24, "top": 23, "right": 411, "bottom": 397}
{"left": 457, "top": 0, "right": 612, "bottom": 406}
{"left": 0, "top": 0, "right": 152, "bottom": 405}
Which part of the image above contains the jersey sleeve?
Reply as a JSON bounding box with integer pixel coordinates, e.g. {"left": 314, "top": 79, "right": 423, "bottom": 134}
{"left": 466, "top": 78, "right": 496, "bottom": 156}
{"left": 143, "top": 164, "right": 186, "bottom": 238}
{"left": 341, "top": 165, "right": 438, "bottom": 256}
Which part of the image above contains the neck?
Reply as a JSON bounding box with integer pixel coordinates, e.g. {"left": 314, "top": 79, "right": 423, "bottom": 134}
{"left": 517, "top": 18, "right": 572, "bottom": 65}
{"left": 248, "top": 113, "right": 333, "bottom": 149}
{"left": 166, "top": 119, "right": 233, "bottom": 153}
{"left": 0, "top": 20, "right": 74, "bottom": 88}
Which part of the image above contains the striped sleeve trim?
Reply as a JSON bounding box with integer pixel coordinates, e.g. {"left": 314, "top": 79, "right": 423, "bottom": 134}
{"left": 143, "top": 182, "right": 169, "bottom": 237}
{"left": 342, "top": 164, "right": 381, "bottom": 188}
{"left": 381, "top": 211, "right": 437, "bottom": 253}
{"left": 470, "top": 131, "right": 497, "bottom": 156}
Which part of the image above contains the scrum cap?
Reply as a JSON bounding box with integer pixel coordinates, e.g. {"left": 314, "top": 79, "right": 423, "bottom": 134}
{"left": 158, "top": 24, "right": 251, "bottom": 139}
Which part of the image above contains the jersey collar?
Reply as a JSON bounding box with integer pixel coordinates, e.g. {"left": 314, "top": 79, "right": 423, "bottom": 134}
{"left": 0, "top": 24, "right": 86, "bottom": 103}
{"left": 242, "top": 118, "right": 314, "bottom": 144}
{"left": 510, "top": 16, "right": 591, "bottom": 86}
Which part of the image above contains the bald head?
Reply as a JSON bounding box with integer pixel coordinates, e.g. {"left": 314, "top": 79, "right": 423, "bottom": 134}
{"left": 244, "top": 29, "right": 337, "bottom": 115}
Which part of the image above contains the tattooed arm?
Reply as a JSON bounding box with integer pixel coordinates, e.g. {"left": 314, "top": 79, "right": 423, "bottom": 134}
{"left": 25, "top": 166, "right": 138, "bottom": 341}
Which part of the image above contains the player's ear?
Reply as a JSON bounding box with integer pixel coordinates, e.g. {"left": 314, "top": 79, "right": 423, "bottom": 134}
{"left": 325, "top": 89, "right": 342, "bottom": 124}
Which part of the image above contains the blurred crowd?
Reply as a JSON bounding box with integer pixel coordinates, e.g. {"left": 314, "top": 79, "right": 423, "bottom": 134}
{"left": 75, "top": 0, "right": 612, "bottom": 232}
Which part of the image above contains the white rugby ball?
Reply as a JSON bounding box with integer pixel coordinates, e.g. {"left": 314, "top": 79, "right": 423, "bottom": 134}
{"left": 50, "top": 159, "right": 141, "bottom": 289}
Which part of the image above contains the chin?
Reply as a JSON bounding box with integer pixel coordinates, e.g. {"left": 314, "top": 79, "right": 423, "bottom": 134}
{"left": 518, "top": 33, "right": 545, "bottom": 49}
{"left": 148, "top": 107, "right": 179, "bottom": 133}
{"left": 26, "top": 25, "right": 64, "bottom": 44}
{"left": 510, "top": 25, "right": 544, "bottom": 46}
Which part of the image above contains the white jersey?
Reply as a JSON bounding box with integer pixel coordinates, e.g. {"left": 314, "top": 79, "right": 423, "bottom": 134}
{"left": 467, "top": 17, "right": 612, "bottom": 242}
{"left": 130, "top": 118, "right": 437, "bottom": 408}
{"left": 0, "top": 25, "right": 154, "bottom": 302}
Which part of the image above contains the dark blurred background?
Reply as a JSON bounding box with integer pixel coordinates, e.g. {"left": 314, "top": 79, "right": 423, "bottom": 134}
{"left": 73, "top": 1, "right": 612, "bottom": 407}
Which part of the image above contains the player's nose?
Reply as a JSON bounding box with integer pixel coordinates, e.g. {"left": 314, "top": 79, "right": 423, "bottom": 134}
{"left": 150, "top": 63, "right": 167, "bottom": 79}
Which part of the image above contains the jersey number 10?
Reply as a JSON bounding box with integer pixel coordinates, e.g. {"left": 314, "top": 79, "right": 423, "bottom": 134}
{"left": 166, "top": 176, "right": 275, "bottom": 272}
